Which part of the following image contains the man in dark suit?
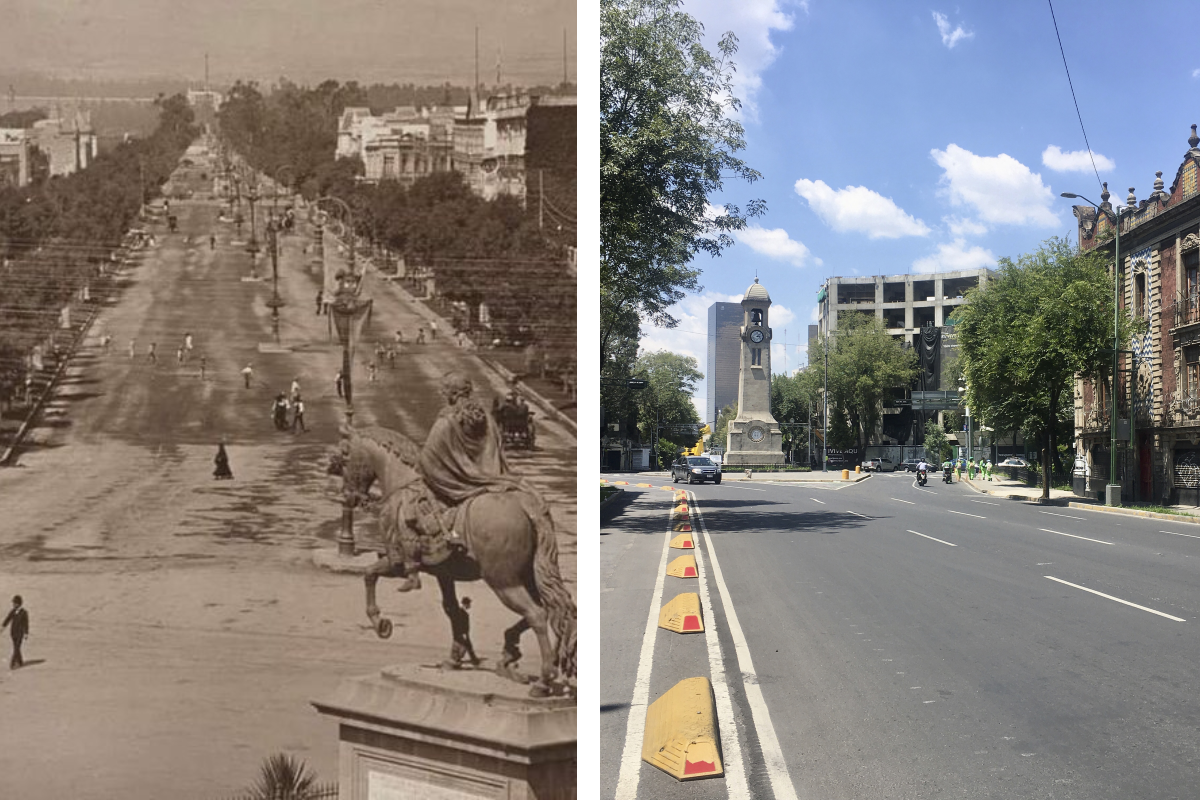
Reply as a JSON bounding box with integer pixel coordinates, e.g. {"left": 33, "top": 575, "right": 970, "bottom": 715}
{"left": 2, "top": 595, "right": 29, "bottom": 669}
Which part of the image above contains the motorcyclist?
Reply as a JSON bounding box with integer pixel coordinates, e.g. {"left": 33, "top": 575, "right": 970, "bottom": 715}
{"left": 943, "top": 459, "right": 954, "bottom": 483}
{"left": 916, "top": 457, "right": 928, "bottom": 485}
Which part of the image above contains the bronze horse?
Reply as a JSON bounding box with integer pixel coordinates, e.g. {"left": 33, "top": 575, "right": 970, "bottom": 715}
{"left": 332, "top": 425, "right": 576, "bottom": 695}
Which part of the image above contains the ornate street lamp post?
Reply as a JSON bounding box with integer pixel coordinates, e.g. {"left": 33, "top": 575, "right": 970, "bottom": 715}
{"left": 246, "top": 183, "right": 260, "bottom": 257}
{"left": 1062, "top": 185, "right": 1126, "bottom": 506}
{"left": 266, "top": 215, "right": 285, "bottom": 342}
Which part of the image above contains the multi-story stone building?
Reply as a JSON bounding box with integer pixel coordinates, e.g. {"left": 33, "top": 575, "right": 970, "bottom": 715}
{"left": 1070, "top": 125, "right": 1200, "bottom": 504}
{"left": 0, "top": 128, "right": 32, "bottom": 187}
{"left": 30, "top": 114, "right": 97, "bottom": 178}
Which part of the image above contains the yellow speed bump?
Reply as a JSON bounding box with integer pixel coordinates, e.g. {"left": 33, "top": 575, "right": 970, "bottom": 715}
{"left": 666, "top": 554, "right": 698, "bottom": 578}
{"left": 672, "top": 521, "right": 693, "bottom": 532}
{"left": 642, "top": 677, "right": 723, "bottom": 780}
{"left": 669, "top": 533, "right": 695, "bottom": 549}
{"left": 670, "top": 502, "right": 689, "bottom": 518}
{"left": 637, "top": 482, "right": 652, "bottom": 488}
{"left": 658, "top": 592, "right": 703, "bottom": 633}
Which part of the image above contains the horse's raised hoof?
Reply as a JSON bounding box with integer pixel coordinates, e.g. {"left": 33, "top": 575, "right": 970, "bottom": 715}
{"left": 375, "top": 618, "right": 393, "bottom": 639}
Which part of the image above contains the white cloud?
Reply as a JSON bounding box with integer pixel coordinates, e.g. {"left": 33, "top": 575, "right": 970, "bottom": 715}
{"left": 1192, "top": 68, "right": 1200, "bottom": 79}
{"left": 794, "top": 178, "right": 931, "bottom": 238}
{"left": 931, "top": 144, "right": 1059, "bottom": 228}
{"left": 932, "top": 11, "right": 973, "bottom": 48}
{"left": 682, "top": 0, "right": 797, "bottom": 119}
{"left": 735, "top": 225, "right": 822, "bottom": 267}
{"left": 912, "top": 239, "right": 996, "bottom": 274}
{"left": 945, "top": 216, "right": 989, "bottom": 237}
{"left": 1042, "top": 145, "right": 1115, "bottom": 173}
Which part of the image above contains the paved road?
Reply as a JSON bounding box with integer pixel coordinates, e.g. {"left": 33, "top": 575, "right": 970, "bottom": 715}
{"left": 602, "top": 471, "right": 1200, "bottom": 799}
{"left": 0, "top": 143, "right": 575, "bottom": 800}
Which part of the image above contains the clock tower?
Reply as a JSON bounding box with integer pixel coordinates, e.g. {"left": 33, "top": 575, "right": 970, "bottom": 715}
{"left": 725, "top": 278, "right": 785, "bottom": 466}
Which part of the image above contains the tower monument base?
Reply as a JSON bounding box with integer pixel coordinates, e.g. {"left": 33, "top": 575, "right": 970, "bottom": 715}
{"left": 724, "top": 419, "right": 786, "bottom": 466}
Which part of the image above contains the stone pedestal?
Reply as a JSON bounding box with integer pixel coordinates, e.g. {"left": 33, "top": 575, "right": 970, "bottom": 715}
{"left": 313, "top": 663, "right": 576, "bottom": 800}
{"left": 724, "top": 418, "right": 785, "bottom": 467}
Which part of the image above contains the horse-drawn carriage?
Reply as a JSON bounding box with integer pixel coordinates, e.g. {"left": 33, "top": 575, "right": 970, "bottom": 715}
{"left": 493, "top": 396, "right": 536, "bottom": 450}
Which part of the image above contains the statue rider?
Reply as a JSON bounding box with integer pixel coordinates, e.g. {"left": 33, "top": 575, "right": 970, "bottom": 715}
{"left": 392, "top": 372, "right": 506, "bottom": 592}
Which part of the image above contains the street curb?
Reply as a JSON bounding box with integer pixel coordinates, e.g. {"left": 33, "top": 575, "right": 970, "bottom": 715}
{"left": 961, "top": 477, "right": 1065, "bottom": 504}
{"left": 600, "top": 486, "right": 625, "bottom": 508}
{"left": 1067, "top": 502, "right": 1200, "bottom": 526}
{"left": 723, "top": 473, "right": 869, "bottom": 483}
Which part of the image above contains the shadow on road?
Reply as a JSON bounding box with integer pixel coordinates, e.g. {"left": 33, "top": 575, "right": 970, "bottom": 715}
{"left": 600, "top": 702, "right": 629, "bottom": 714}
{"left": 696, "top": 499, "right": 877, "bottom": 534}
{"left": 600, "top": 492, "right": 640, "bottom": 531}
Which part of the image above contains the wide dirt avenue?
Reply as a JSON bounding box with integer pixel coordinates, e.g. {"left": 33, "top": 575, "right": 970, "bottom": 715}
{"left": 602, "top": 470, "right": 1200, "bottom": 800}
{"left": 0, "top": 142, "right": 576, "bottom": 799}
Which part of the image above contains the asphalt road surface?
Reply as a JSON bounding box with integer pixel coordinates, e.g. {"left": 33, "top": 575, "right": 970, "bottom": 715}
{"left": 0, "top": 142, "right": 576, "bottom": 800}
{"left": 602, "top": 471, "right": 1200, "bottom": 799}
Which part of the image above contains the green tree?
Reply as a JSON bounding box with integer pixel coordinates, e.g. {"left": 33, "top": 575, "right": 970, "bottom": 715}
{"left": 955, "top": 237, "right": 1130, "bottom": 499}
{"left": 248, "top": 753, "right": 320, "bottom": 800}
{"left": 634, "top": 351, "right": 703, "bottom": 453}
{"left": 711, "top": 402, "right": 737, "bottom": 452}
{"left": 924, "top": 419, "right": 952, "bottom": 463}
{"left": 821, "top": 317, "right": 918, "bottom": 450}
{"left": 600, "top": 0, "right": 765, "bottom": 364}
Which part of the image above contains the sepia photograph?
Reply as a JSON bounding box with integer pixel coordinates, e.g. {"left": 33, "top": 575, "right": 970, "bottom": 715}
{"left": 602, "top": 1, "right": 1200, "bottom": 798}
{"left": 0, "top": 1, "right": 576, "bottom": 797}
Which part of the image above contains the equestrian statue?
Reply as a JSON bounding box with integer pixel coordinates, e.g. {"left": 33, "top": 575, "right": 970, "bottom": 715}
{"left": 330, "top": 372, "right": 575, "bottom": 697}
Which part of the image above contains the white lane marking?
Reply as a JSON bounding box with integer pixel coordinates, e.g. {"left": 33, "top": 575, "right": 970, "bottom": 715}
{"left": 907, "top": 529, "right": 957, "bottom": 547}
{"left": 1039, "top": 528, "right": 1115, "bottom": 546}
{"left": 688, "top": 501, "right": 749, "bottom": 799}
{"left": 891, "top": 497, "right": 916, "bottom": 505}
{"left": 1039, "top": 511, "right": 1085, "bottom": 521}
{"left": 846, "top": 510, "right": 870, "bottom": 518}
{"left": 1158, "top": 530, "right": 1200, "bottom": 540}
{"left": 1044, "top": 576, "right": 1186, "bottom": 621}
{"left": 948, "top": 509, "right": 985, "bottom": 519}
{"left": 613, "top": 497, "right": 675, "bottom": 799}
{"left": 811, "top": 498, "right": 826, "bottom": 505}
{"left": 969, "top": 499, "right": 999, "bottom": 506}
{"left": 691, "top": 493, "right": 800, "bottom": 800}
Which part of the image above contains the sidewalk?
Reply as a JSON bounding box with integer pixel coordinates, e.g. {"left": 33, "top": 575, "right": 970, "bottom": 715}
{"left": 960, "top": 473, "right": 1075, "bottom": 502}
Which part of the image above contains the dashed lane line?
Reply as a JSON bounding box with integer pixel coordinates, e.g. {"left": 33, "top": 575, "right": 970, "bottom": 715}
{"left": 847, "top": 510, "right": 870, "bottom": 518}
{"left": 691, "top": 493, "right": 800, "bottom": 800}
{"left": 811, "top": 498, "right": 826, "bottom": 505}
{"left": 891, "top": 497, "right": 916, "bottom": 505}
{"left": 906, "top": 529, "right": 958, "bottom": 547}
{"left": 1044, "top": 576, "right": 1186, "bottom": 621}
{"left": 1158, "top": 529, "right": 1200, "bottom": 540}
{"left": 1038, "top": 510, "right": 1085, "bottom": 521}
{"left": 968, "top": 499, "right": 999, "bottom": 506}
{"left": 613, "top": 498, "right": 675, "bottom": 799}
{"left": 948, "top": 509, "right": 985, "bottom": 519}
{"left": 1039, "top": 528, "right": 1115, "bottom": 546}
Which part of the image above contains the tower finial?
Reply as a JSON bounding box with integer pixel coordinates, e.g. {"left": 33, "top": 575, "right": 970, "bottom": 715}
{"left": 1190, "top": 123, "right": 1199, "bottom": 151}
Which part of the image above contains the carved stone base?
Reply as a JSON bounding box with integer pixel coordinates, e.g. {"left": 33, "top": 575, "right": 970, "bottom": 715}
{"left": 725, "top": 418, "right": 785, "bottom": 466}
{"left": 312, "top": 663, "right": 576, "bottom": 800}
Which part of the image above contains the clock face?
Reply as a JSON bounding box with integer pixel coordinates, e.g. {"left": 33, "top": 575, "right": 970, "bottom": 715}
{"left": 749, "top": 426, "right": 765, "bottom": 442}
{"left": 749, "top": 329, "right": 765, "bottom": 343}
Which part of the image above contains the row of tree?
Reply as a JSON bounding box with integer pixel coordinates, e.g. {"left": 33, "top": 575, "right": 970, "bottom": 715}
{"left": 215, "top": 80, "right": 572, "bottom": 344}
{"left": 0, "top": 93, "right": 199, "bottom": 375}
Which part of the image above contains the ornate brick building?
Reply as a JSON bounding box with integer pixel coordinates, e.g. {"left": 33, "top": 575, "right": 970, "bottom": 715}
{"left": 1071, "top": 125, "right": 1200, "bottom": 503}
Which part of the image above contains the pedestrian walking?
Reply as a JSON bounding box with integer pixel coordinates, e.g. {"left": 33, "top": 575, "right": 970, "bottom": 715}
{"left": 291, "top": 396, "right": 307, "bottom": 433}
{"left": 289, "top": 377, "right": 301, "bottom": 402}
{"left": 210, "top": 234, "right": 216, "bottom": 250}
{"left": 176, "top": 347, "right": 184, "bottom": 364}
{"left": 272, "top": 393, "right": 290, "bottom": 430}
{"left": 315, "top": 289, "right": 324, "bottom": 315}
{"left": 129, "top": 339, "right": 136, "bottom": 359}
{"left": 242, "top": 363, "right": 254, "bottom": 389}
{"left": 213, "top": 442, "right": 233, "bottom": 479}
{"left": 147, "top": 342, "right": 157, "bottom": 364}
{"left": 184, "top": 332, "right": 194, "bottom": 356}
{"left": 394, "top": 330, "right": 405, "bottom": 346}
{"left": 986, "top": 459, "right": 994, "bottom": 481}
{"left": 368, "top": 362, "right": 377, "bottom": 383}
{"left": 387, "top": 347, "right": 396, "bottom": 369}
{"left": 429, "top": 320, "right": 438, "bottom": 340}
{"left": 2, "top": 595, "right": 29, "bottom": 669}
{"left": 101, "top": 334, "right": 112, "bottom": 354}
{"left": 334, "top": 369, "right": 345, "bottom": 399}
{"left": 416, "top": 326, "right": 426, "bottom": 344}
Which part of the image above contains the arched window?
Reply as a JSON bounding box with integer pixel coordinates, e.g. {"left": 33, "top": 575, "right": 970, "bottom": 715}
{"left": 750, "top": 309, "right": 763, "bottom": 325}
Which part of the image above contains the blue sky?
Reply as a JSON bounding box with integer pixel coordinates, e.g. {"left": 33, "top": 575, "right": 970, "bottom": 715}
{"left": 639, "top": 0, "right": 1200, "bottom": 417}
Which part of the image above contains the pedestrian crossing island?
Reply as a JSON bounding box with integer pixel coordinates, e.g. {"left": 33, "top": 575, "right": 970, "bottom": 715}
{"left": 642, "top": 676, "right": 724, "bottom": 780}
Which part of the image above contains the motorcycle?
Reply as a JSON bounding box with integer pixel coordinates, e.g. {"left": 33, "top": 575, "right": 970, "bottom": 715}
{"left": 943, "top": 465, "right": 954, "bottom": 484}
{"left": 916, "top": 468, "right": 928, "bottom": 487}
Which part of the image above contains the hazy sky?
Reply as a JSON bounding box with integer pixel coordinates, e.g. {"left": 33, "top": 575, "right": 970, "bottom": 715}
{"left": 2, "top": 0, "right": 576, "bottom": 87}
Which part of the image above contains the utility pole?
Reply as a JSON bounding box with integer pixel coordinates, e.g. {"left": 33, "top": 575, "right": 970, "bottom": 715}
{"left": 562, "top": 28, "right": 568, "bottom": 86}
{"left": 538, "top": 169, "right": 544, "bottom": 230}
{"left": 474, "top": 27, "right": 480, "bottom": 92}
{"left": 823, "top": 337, "right": 829, "bottom": 471}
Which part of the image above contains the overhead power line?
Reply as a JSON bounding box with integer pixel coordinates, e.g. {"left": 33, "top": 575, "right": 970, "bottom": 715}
{"left": 1046, "top": 0, "right": 1104, "bottom": 192}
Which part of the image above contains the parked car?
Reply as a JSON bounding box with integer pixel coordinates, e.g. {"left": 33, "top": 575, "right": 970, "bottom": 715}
{"left": 998, "top": 456, "right": 1029, "bottom": 468}
{"left": 673, "top": 455, "right": 722, "bottom": 484}
{"left": 863, "top": 457, "right": 896, "bottom": 472}
{"left": 900, "top": 458, "right": 923, "bottom": 472}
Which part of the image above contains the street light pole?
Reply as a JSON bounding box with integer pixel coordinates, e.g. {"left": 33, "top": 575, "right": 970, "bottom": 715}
{"left": 823, "top": 335, "right": 829, "bottom": 472}
{"left": 1062, "top": 187, "right": 1123, "bottom": 506}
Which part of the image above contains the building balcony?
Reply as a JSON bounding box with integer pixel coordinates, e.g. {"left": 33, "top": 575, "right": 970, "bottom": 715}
{"left": 1168, "top": 296, "right": 1200, "bottom": 331}
{"left": 1163, "top": 388, "right": 1200, "bottom": 428}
